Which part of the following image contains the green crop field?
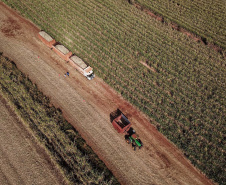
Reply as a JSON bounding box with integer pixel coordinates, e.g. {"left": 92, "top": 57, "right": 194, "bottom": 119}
{"left": 135, "top": 0, "right": 226, "bottom": 49}
{"left": 1, "top": 0, "right": 226, "bottom": 184}
{"left": 0, "top": 54, "right": 118, "bottom": 185}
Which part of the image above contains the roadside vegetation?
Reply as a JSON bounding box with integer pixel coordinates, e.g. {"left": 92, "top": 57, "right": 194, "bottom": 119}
{"left": 0, "top": 53, "right": 118, "bottom": 185}
{"left": 1, "top": 0, "right": 226, "bottom": 184}
{"left": 134, "top": 0, "right": 226, "bottom": 50}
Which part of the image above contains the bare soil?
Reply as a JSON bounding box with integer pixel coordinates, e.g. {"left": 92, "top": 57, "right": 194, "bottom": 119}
{"left": 0, "top": 2, "right": 214, "bottom": 185}
{"left": 0, "top": 95, "right": 66, "bottom": 185}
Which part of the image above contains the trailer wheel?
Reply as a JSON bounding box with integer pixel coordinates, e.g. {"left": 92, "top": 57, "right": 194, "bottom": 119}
{"left": 125, "top": 137, "right": 131, "bottom": 144}
{"left": 133, "top": 145, "right": 136, "bottom": 151}
{"left": 125, "top": 135, "right": 131, "bottom": 144}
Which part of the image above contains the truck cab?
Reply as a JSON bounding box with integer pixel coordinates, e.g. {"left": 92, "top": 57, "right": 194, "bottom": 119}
{"left": 84, "top": 66, "right": 95, "bottom": 80}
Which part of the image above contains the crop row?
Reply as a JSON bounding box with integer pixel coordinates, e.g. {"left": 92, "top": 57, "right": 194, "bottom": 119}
{"left": 2, "top": 0, "right": 225, "bottom": 184}
{"left": 135, "top": 0, "right": 226, "bottom": 49}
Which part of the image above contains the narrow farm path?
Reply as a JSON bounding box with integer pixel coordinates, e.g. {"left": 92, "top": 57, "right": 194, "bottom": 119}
{"left": 0, "top": 2, "right": 213, "bottom": 185}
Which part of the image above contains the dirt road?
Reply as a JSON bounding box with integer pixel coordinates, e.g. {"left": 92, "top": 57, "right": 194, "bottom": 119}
{"left": 0, "top": 2, "right": 213, "bottom": 185}
{"left": 0, "top": 95, "right": 65, "bottom": 185}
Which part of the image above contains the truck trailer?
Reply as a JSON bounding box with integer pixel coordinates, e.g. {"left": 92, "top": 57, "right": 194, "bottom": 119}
{"left": 38, "top": 31, "right": 56, "bottom": 48}
{"left": 38, "top": 31, "right": 95, "bottom": 80}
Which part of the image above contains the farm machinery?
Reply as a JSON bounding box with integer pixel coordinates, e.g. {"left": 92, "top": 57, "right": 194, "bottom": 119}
{"left": 110, "top": 109, "right": 143, "bottom": 150}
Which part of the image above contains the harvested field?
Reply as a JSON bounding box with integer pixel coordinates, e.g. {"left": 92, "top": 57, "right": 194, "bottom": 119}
{"left": 0, "top": 96, "right": 65, "bottom": 185}
{"left": 0, "top": 2, "right": 215, "bottom": 185}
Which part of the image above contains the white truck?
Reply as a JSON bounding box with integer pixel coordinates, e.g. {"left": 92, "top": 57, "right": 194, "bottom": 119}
{"left": 68, "top": 55, "right": 95, "bottom": 80}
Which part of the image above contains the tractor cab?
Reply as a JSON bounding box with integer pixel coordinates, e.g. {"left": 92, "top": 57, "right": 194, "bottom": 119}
{"left": 125, "top": 129, "right": 143, "bottom": 150}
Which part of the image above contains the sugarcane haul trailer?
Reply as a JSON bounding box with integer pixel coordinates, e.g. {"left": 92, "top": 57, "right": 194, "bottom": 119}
{"left": 111, "top": 109, "right": 143, "bottom": 150}
{"left": 38, "top": 31, "right": 95, "bottom": 80}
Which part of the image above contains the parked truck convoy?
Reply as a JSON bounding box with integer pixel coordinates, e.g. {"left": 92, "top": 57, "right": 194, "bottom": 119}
{"left": 38, "top": 31, "right": 95, "bottom": 80}
{"left": 111, "top": 109, "right": 143, "bottom": 150}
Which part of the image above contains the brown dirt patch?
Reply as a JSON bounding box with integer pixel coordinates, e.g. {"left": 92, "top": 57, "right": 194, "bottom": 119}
{"left": 1, "top": 17, "right": 22, "bottom": 37}
{"left": 139, "top": 60, "right": 157, "bottom": 72}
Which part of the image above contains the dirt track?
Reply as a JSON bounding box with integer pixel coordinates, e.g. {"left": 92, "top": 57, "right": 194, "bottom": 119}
{"left": 0, "top": 95, "right": 65, "bottom": 185}
{"left": 0, "top": 2, "right": 214, "bottom": 185}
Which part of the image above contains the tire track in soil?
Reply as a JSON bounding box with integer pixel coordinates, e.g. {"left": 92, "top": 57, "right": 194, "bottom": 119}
{"left": 0, "top": 95, "right": 66, "bottom": 185}
{"left": 0, "top": 144, "right": 26, "bottom": 185}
